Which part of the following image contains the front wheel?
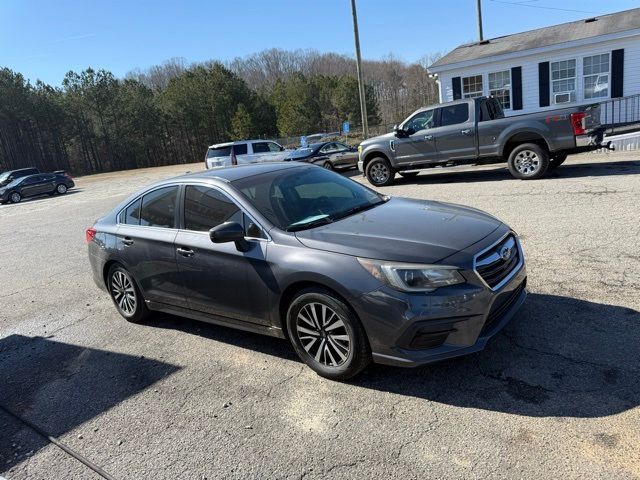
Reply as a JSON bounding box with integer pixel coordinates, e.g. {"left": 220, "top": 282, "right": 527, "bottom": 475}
{"left": 507, "top": 143, "right": 550, "bottom": 180}
{"left": 107, "top": 264, "right": 151, "bottom": 323}
{"left": 56, "top": 184, "right": 68, "bottom": 194}
{"left": 286, "top": 288, "right": 371, "bottom": 380}
{"left": 9, "top": 192, "right": 21, "bottom": 204}
{"left": 322, "top": 161, "right": 334, "bottom": 171}
{"left": 548, "top": 153, "right": 568, "bottom": 169}
{"left": 365, "top": 157, "right": 396, "bottom": 187}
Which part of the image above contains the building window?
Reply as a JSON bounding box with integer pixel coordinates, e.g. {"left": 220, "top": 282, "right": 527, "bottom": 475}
{"left": 583, "top": 53, "right": 610, "bottom": 99}
{"left": 488, "top": 70, "right": 511, "bottom": 109}
{"left": 551, "top": 59, "right": 576, "bottom": 103}
{"left": 462, "top": 75, "right": 483, "bottom": 98}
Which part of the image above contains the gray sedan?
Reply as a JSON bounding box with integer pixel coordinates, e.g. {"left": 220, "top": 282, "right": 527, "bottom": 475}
{"left": 87, "top": 163, "right": 527, "bottom": 380}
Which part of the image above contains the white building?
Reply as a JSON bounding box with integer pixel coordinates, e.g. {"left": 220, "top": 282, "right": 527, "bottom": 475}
{"left": 429, "top": 8, "right": 640, "bottom": 125}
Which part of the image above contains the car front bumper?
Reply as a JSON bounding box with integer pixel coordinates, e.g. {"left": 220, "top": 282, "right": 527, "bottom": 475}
{"left": 352, "top": 237, "right": 528, "bottom": 367}
{"left": 357, "top": 160, "right": 364, "bottom": 173}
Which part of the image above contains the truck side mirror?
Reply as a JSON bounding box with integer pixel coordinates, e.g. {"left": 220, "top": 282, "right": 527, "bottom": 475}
{"left": 394, "top": 125, "right": 407, "bottom": 137}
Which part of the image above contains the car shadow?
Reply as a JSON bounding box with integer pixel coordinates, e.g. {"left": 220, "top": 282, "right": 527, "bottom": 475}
{"left": 0, "top": 335, "right": 180, "bottom": 471}
{"left": 150, "top": 293, "right": 639, "bottom": 418}
{"left": 388, "top": 159, "right": 640, "bottom": 185}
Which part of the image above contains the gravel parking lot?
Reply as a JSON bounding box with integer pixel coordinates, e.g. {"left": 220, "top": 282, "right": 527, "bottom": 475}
{"left": 1, "top": 152, "right": 639, "bottom": 479}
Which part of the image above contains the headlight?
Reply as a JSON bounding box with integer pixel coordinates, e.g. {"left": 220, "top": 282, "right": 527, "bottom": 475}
{"left": 357, "top": 258, "right": 465, "bottom": 292}
{"left": 357, "top": 145, "right": 362, "bottom": 155}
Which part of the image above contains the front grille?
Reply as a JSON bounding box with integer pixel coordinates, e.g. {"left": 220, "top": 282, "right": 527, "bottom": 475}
{"left": 483, "top": 279, "right": 526, "bottom": 333}
{"left": 475, "top": 234, "right": 520, "bottom": 289}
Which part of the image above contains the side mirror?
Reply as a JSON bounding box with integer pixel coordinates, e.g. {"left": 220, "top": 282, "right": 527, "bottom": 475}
{"left": 394, "top": 125, "right": 408, "bottom": 138}
{"left": 209, "top": 222, "right": 245, "bottom": 244}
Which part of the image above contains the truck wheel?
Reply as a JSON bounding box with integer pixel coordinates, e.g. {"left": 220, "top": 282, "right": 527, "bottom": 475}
{"left": 365, "top": 157, "right": 396, "bottom": 186}
{"left": 549, "top": 153, "right": 568, "bottom": 169}
{"left": 507, "top": 143, "right": 550, "bottom": 180}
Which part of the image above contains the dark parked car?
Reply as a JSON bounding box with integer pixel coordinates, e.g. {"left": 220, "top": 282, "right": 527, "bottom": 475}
{"left": 0, "top": 167, "right": 39, "bottom": 187}
{"left": 0, "top": 172, "right": 75, "bottom": 204}
{"left": 286, "top": 142, "right": 359, "bottom": 170}
{"left": 87, "top": 163, "right": 527, "bottom": 380}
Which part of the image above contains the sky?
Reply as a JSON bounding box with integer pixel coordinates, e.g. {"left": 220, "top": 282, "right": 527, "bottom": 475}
{"left": 0, "top": 0, "right": 637, "bottom": 85}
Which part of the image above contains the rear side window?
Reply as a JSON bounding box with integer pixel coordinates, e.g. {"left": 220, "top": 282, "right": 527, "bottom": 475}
{"left": 123, "top": 198, "right": 142, "bottom": 225}
{"left": 252, "top": 142, "right": 270, "bottom": 153}
{"left": 139, "top": 186, "right": 178, "bottom": 228}
{"left": 440, "top": 104, "right": 469, "bottom": 126}
{"left": 184, "top": 185, "right": 242, "bottom": 231}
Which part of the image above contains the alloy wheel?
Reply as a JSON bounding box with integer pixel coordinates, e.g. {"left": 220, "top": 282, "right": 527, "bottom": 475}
{"left": 57, "top": 184, "right": 67, "bottom": 194}
{"left": 111, "top": 270, "right": 137, "bottom": 316}
{"left": 514, "top": 150, "right": 541, "bottom": 176}
{"left": 10, "top": 193, "right": 21, "bottom": 203}
{"left": 295, "top": 302, "right": 352, "bottom": 367}
{"left": 369, "top": 162, "right": 389, "bottom": 184}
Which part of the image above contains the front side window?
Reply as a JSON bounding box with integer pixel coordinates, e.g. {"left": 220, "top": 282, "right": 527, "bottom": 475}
{"left": 184, "top": 185, "right": 242, "bottom": 231}
{"left": 320, "top": 143, "right": 339, "bottom": 154}
{"left": 403, "top": 109, "right": 435, "bottom": 133}
{"left": 462, "top": 75, "right": 483, "bottom": 98}
{"left": 267, "top": 142, "right": 283, "bottom": 153}
{"left": 488, "top": 70, "right": 511, "bottom": 109}
{"left": 583, "top": 53, "right": 609, "bottom": 99}
{"left": 139, "top": 186, "right": 178, "bottom": 228}
{"left": 439, "top": 103, "right": 470, "bottom": 126}
{"left": 551, "top": 59, "right": 576, "bottom": 101}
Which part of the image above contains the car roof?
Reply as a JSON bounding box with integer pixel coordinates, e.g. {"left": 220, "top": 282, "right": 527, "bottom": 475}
{"left": 207, "top": 139, "right": 280, "bottom": 149}
{"left": 180, "top": 162, "right": 306, "bottom": 183}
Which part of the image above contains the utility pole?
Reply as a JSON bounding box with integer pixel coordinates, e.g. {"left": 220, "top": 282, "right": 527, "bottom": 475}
{"left": 350, "top": 0, "right": 369, "bottom": 138}
{"left": 476, "top": 0, "right": 484, "bottom": 41}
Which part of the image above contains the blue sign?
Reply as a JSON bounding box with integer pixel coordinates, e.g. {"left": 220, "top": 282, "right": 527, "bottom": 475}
{"left": 342, "top": 121, "right": 350, "bottom": 134}
{"left": 300, "top": 136, "right": 307, "bottom": 148}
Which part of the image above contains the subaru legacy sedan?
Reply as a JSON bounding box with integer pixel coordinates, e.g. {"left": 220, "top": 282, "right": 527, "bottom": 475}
{"left": 87, "top": 163, "right": 527, "bottom": 380}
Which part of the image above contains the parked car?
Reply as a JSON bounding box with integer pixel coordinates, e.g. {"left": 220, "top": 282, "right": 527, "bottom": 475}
{"left": 0, "top": 172, "right": 75, "bottom": 204}
{"left": 285, "top": 142, "right": 359, "bottom": 170}
{"left": 205, "top": 140, "right": 288, "bottom": 169}
{"left": 87, "top": 163, "right": 527, "bottom": 380}
{"left": 358, "top": 96, "right": 609, "bottom": 186}
{"left": 0, "top": 167, "right": 40, "bottom": 187}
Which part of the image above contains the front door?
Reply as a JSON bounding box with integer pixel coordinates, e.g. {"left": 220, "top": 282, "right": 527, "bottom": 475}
{"left": 174, "top": 184, "right": 270, "bottom": 325}
{"left": 393, "top": 108, "right": 439, "bottom": 166}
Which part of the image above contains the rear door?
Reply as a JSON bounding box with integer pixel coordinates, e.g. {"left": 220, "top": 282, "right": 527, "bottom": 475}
{"left": 393, "top": 108, "right": 439, "bottom": 166}
{"left": 20, "top": 175, "right": 47, "bottom": 197}
{"left": 115, "top": 185, "right": 186, "bottom": 308}
{"left": 432, "top": 102, "right": 477, "bottom": 161}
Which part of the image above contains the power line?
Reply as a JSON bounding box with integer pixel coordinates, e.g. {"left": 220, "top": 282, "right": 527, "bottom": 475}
{"left": 489, "top": 0, "right": 601, "bottom": 15}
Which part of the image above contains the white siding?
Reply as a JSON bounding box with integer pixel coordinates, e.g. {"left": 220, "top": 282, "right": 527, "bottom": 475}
{"left": 436, "top": 34, "right": 640, "bottom": 117}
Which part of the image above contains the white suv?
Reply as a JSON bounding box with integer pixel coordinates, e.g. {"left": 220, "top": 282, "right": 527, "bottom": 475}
{"left": 205, "top": 140, "right": 288, "bottom": 169}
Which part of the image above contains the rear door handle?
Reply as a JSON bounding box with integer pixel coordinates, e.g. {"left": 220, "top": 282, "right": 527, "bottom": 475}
{"left": 177, "top": 247, "right": 195, "bottom": 257}
{"left": 424, "top": 135, "right": 434, "bottom": 141}
{"left": 122, "top": 237, "right": 134, "bottom": 246}
{"left": 461, "top": 129, "right": 472, "bottom": 135}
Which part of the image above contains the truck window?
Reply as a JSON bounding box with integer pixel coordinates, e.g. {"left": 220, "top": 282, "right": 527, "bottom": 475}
{"left": 404, "top": 109, "right": 435, "bottom": 132}
{"left": 440, "top": 104, "right": 469, "bottom": 126}
{"left": 233, "top": 144, "right": 248, "bottom": 155}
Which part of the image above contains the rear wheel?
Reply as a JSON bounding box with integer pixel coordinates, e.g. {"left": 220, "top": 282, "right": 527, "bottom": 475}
{"left": 9, "top": 192, "right": 21, "bottom": 204}
{"left": 322, "top": 161, "right": 334, "bottom": 171}
{"left": 56, "top": 184, "right": 68, "bottom": 194}
{"left": 399, "top": 171, "right": 419, "bottom": 179}
{"left": 365, "top": 157, "right": 396, "bottom": 187}
{"left": 286, "top": 288, "right": 371, "bottom": 380}
{"left": 549, "top": 153, "right": 568, "bottom": 169}
{"left": 107, "top": 264, "right": 151, "bottom": 323}
{"left": 507, "top": 143, "right": 550, "bottom": 179}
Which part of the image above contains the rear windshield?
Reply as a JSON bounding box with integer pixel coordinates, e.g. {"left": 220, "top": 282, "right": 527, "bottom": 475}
{"left": 206, "top": 144, "right": 247, "bottom": 158}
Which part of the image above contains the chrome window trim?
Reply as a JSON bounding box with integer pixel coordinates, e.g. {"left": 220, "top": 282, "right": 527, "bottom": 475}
{"left": 473, "top": 231, "right": 524, "bottom": 292}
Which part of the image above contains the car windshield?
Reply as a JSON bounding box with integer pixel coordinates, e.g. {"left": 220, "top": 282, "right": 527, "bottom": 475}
{"left": 232, "top": 166, "right": 387, "bottom": 231}
{"left": 0, "top": 172, "right": 10, "bottom": 186}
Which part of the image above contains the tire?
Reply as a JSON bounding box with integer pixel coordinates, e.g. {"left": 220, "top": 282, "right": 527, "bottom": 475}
{"left": 56, "top": 184, "right": 68, "bottom": 194}
{"left": 322, "top": 161, "right": 334, "bottom": 171}
{"left": 399, "top": 171, "right": 419, "bottom": 179}
{"left": 548, "top": 153, "right": 568, "bottom": 169}
{"left": 365, "top": 157, "right": 396, "bottom": 187}
{"left": 107, "top": 264, "right": 151, "bottom": 323}
{"left": 286, "top": 288, "right": 371, "bottom": 380}
{"left": 507, "top": 143, "right": 550, "bottom": 180}
{"left": 9, "top": 192, "right": 21, "bottom": 204}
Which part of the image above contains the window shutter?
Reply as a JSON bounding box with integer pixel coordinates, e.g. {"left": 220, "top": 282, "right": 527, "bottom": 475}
{"left": 611, "top": 49, "right": 624, "bottom": 98}
{"left": 538, "top": 62, "right": 550, "bottom": 107}
{"left": 452, "top": 77, "right": 462, "bottom": 100}
{"left": 511, "top": 66, "right": 523, "bottom": 110}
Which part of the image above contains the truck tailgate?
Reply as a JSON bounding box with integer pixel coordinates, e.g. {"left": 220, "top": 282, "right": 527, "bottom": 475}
{"left": 583, "top": 103, "right": 601, "bottom": 132}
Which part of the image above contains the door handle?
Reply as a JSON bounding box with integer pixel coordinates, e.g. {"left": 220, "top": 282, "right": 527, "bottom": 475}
{"left": 461, "top": 129, "right": 472, "bottom": 135}
{"left": 176, "top": 247, "right": 195, "bottom": 257}
{"left": 424, "top": 135, "right": 434, "bottom": 141}
{"left": 122, "top": 237, "right": 134, "bottom": 246}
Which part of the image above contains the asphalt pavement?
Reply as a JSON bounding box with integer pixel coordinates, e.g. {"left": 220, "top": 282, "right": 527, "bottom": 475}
{"left": 1, "top": 153, "right": 639, "bottom": 479}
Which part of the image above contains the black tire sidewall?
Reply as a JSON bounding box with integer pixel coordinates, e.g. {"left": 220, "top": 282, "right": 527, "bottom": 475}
{"left": 286, "top": 288, "right": 370, "bottom": 380}
{"left": 365, "top": 157, "right": 395, "bottom": 187}
{"left": 107, "top": 264, "right": 149, "bottom": 323}
{"left": 507, "top": 143, "right": 550, "bottom": 180}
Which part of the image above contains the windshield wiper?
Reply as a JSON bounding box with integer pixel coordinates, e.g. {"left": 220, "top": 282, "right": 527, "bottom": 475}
{"left": 286, "top": 216, "right": 333, "bottom": 232}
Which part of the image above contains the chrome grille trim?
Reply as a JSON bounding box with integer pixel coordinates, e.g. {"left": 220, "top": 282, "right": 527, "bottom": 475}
{"left": 473, "top": 232, "right": 524, "bottom": 291}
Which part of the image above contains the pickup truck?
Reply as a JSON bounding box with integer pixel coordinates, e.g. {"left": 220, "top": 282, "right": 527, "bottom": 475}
{"left": 357, "top": 97, "right": 609, "bottom": 186}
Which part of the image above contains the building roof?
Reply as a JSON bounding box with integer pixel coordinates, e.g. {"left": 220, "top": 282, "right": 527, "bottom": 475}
{"left": 430, "top": 8, "right": 640, "bottom": 70}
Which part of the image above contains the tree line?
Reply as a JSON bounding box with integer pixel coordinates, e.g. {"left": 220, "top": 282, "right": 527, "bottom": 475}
{"left": 0, "top": 49, "right": 439, "bottom": 175}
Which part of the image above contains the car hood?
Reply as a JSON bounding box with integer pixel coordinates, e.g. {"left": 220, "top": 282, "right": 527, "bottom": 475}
{"left": 294, "top": 197, "right": 502, "bottom": 263}
{"left": 360, "top": 131, "right": 396, "bottom": 148}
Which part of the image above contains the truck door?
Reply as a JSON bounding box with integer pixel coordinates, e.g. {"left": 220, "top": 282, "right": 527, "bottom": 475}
{"left": 393, "top": 108, "right": 439, "bottom": 166}
{"left": 432, "top": 102, "right": 477, "bottom": 161}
